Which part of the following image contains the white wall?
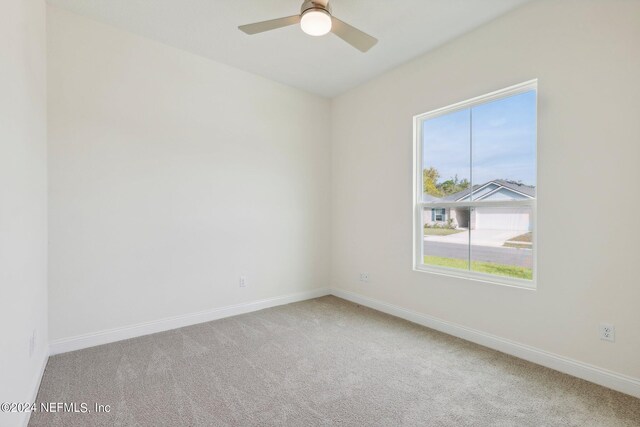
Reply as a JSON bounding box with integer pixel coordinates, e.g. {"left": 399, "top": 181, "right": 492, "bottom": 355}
{"left": 0, "top": 0, "right": 48, "bottom": 425}
{"left": 331, "top": 0, "right": 640, "bottom": 379}
{"left": 47, "top": 7, "right": 331, "bottom": 342}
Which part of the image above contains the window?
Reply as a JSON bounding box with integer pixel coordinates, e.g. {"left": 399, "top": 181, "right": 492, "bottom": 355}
{"left": 414, "top": 80, "right": 537, "bottom": 288}
{"left": 432, "top": 208, "right": 446, "bottom": 222}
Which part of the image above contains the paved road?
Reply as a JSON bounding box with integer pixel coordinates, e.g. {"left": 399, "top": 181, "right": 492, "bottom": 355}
{"left": 424, "top": 241, "right": 532, "bottom": 268}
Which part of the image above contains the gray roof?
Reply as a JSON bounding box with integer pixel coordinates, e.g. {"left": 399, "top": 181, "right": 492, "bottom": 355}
{"left": 425, "top": 179, "right": 535, "bottom": 202}
{"left": 421, "top": 193, "right": 441, "bottom": 203}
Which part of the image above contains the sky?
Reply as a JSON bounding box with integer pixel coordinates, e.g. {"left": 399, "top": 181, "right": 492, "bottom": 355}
{"left": 422, "top": 90, "right": 536, "bottom": 188}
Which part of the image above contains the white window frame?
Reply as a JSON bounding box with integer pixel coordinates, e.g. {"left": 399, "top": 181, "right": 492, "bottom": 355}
{"left": 413, "top": 80, "right": 538, "bottom": 289}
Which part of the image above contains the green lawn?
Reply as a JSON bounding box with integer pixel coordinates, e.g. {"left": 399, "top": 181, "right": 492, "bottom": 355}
{"left": 424, "top": 256, "right": 532, "bottom": 280}
{"left": 503, "top": 232, "right": 533, "bottom": 249}
{"left": 424, "top": 228, "right": 465, "bottom": 236}
{"left": 509, "top": 232, "right": 532, "bottom": 242}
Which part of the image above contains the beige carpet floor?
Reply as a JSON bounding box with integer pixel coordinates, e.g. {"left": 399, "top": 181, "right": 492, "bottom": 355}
{"left": 30, "top": 296, "right": 640, "bottom": 426}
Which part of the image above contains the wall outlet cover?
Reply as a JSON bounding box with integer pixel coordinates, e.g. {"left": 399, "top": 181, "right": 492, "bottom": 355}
{"left": 600, "top": 323, "right": 615, "bottom": 342}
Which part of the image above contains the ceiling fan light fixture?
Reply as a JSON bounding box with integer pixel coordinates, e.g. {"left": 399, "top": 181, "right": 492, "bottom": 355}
{"left": 300, "top": 9, "right": 332, "bottom": 36}
{"left": 238, "top": 0, "right": 377, "bottom": 52}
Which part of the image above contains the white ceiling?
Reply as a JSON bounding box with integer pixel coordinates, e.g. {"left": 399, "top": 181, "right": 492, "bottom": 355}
{"left": 48, "top": 0, "right": 531, "bottom": 97}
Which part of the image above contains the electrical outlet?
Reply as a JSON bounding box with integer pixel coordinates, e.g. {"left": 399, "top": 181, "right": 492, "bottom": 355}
{"left": 239, "top": 276, "right": 247, "bottom": 288}
{"left": 359, "top": 273, "right": 369, "bottom": 282}
{"left": 600, "top": 323, "right": 615, "bottom": 342}
{"left": 29, "top": 329, "right": 36, "bottom": 358}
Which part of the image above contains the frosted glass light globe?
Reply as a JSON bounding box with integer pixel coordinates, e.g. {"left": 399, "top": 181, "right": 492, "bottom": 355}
{"left": 300, "top": 9, "right": 332, "bottom": 36}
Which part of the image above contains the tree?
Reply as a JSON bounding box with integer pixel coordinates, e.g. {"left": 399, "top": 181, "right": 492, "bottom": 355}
{"left": 439, "top": 178, "right": 456, "bottom": 195}
{"left": 439, "top": 174, "right": 470, "bottom": 195}
{"left": 423, "top": 167, "right": 443, "bottom": 197}
{"left": 423, "top": 169, "right": 470, "bottom": 197}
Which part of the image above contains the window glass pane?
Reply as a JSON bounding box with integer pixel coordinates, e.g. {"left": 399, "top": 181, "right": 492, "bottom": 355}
{"left": 422, "top": 109, "right": 471, "bottom": 202}
{"left": 423, "top": 207, "right": 470, "bottom": 272}
{"left": 469, "top": 206, "right": 533, "bottom": 280}
{"left": 471, "top": 90, "right": 536, "bottom": 201}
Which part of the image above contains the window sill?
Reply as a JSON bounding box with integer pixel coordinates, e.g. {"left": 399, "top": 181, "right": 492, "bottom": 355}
{"left": 413, "top": 264, "right": 536, "bottom": 290}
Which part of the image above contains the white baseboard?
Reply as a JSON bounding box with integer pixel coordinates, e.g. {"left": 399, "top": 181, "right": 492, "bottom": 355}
{"left": 331, "top": 288, "right": 640, "bottom": 399}
{"left": 50, "top": 288, "right": 330, "bottom": 355}
{"left": 23, "top": 349, "right": 49, "bottom": 427}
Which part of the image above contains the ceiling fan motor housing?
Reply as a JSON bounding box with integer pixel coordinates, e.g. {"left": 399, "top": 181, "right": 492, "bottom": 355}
{"left": 301, "top": 0, "right": 332, "bottom": 16}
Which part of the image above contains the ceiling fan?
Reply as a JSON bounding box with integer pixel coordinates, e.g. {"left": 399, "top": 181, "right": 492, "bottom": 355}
{"left": 238, "top": 0, "right": 378, "bottom": 53}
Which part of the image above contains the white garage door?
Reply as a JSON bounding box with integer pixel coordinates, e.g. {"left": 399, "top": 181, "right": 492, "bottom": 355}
{"left": 475, "top": 207, "right": 531, "bottom": 231}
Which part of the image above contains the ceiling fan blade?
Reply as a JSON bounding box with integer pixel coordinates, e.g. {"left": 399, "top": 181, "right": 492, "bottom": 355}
{"left": 238, "top": 15, "right": 301, "bottom": 35}
{"left": 330, "top": 17, "right": 377, "bottom": 52}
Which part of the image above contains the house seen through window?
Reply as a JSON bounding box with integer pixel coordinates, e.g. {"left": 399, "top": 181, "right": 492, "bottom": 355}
{"left": 414, "top": 81, "right": 537, "bottom": 286}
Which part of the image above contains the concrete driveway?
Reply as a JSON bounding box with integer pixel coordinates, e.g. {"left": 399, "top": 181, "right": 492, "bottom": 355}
{"left": 425, "top": 229, "right": 524, "bottom": 247}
